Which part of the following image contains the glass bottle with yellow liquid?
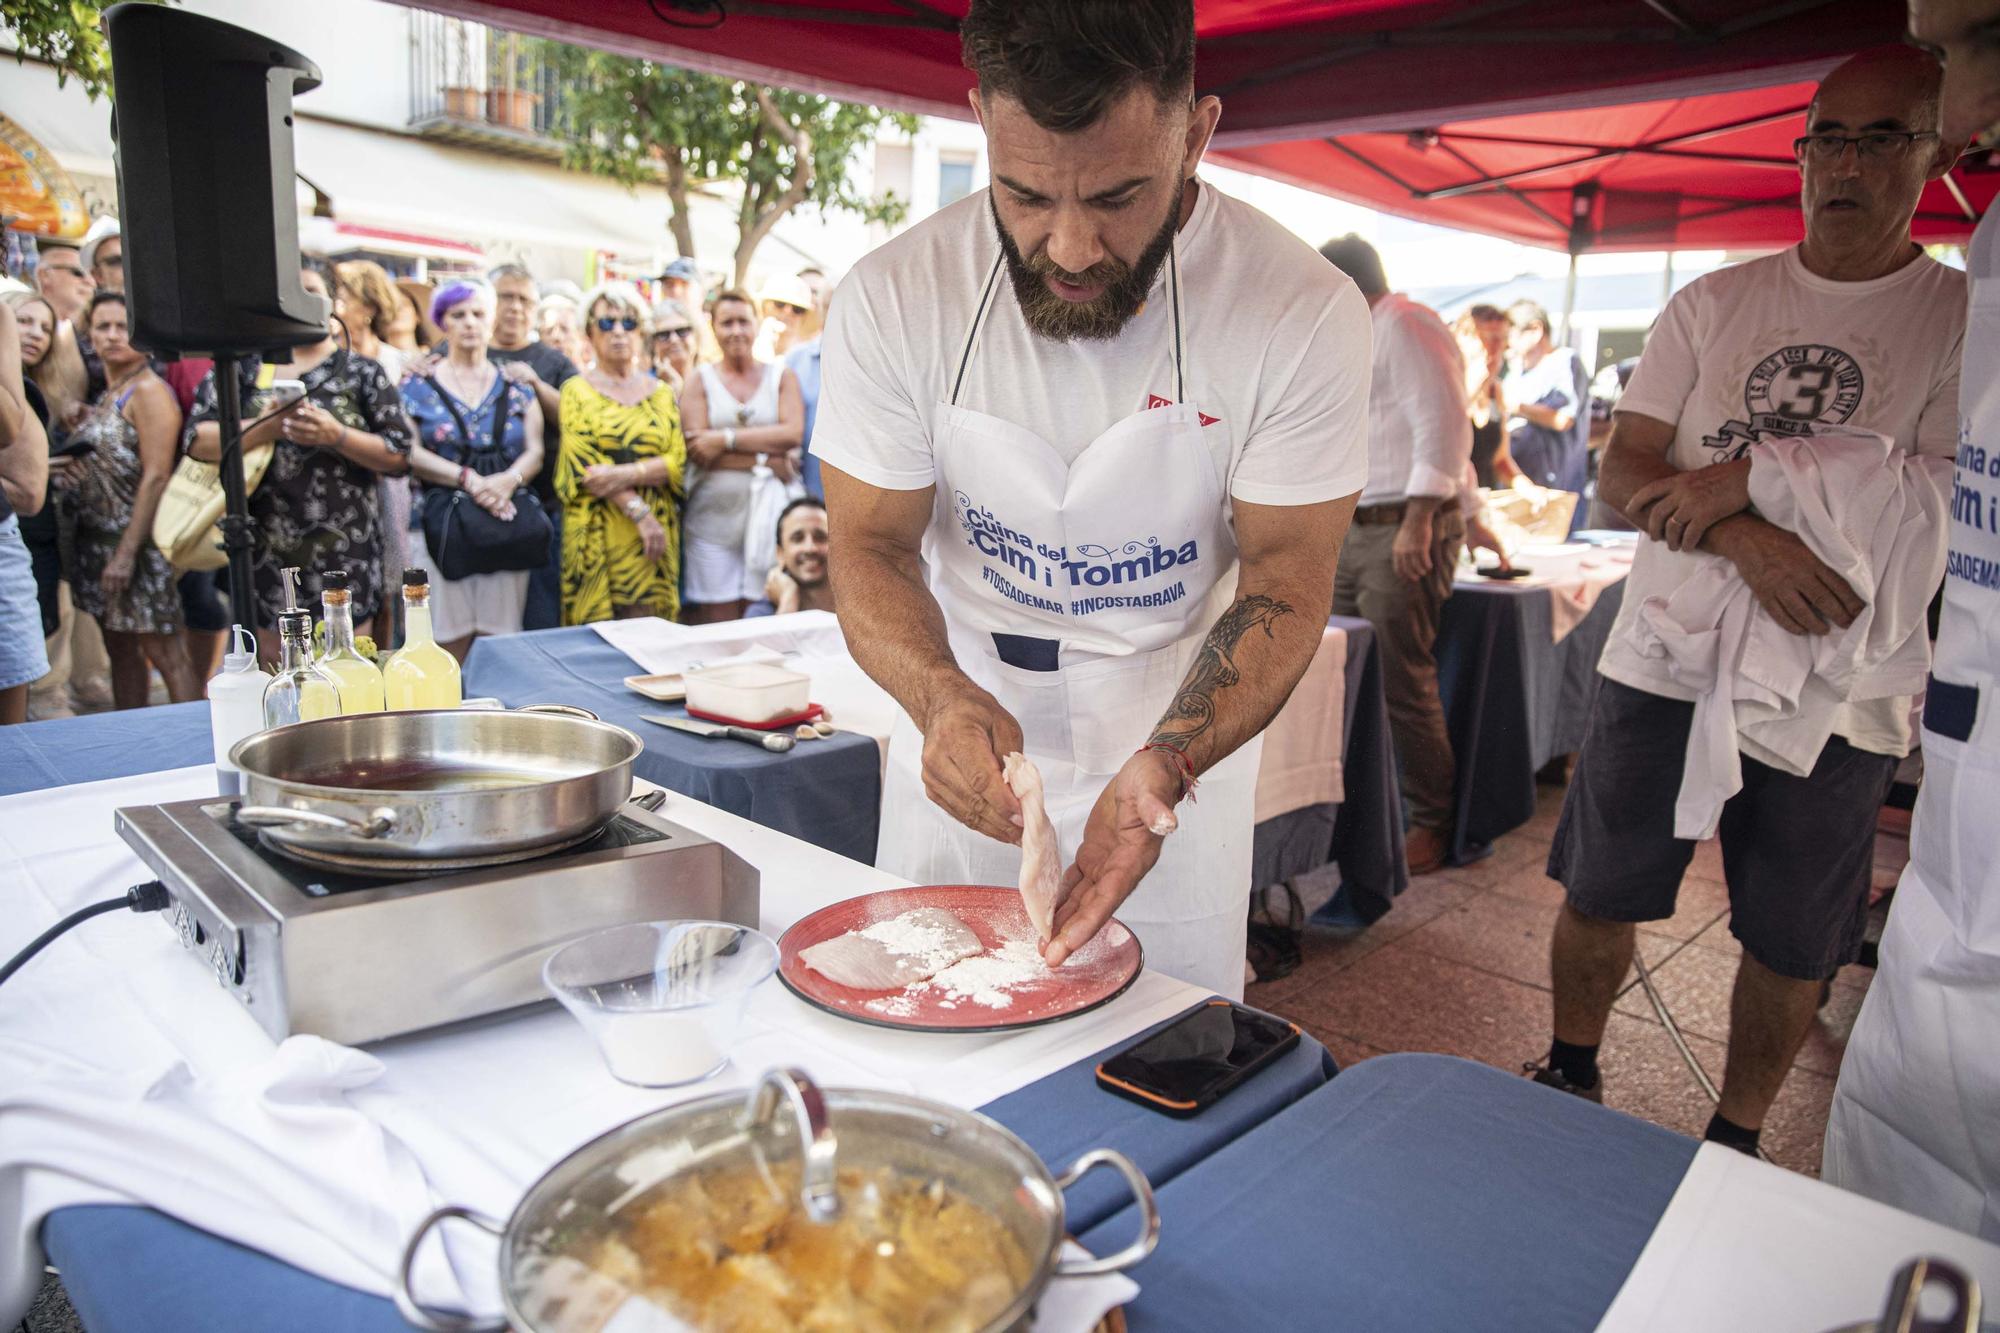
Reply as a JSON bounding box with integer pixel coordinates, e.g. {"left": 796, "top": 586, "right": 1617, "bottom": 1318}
{"left": 263, "top": 607, "right": 341, "bottom": 727}
{"left": 384, "top": 568, "right": 462, "bottom": 710}
{"left": 316, "top": 569, "right": 384, "bottom": 713}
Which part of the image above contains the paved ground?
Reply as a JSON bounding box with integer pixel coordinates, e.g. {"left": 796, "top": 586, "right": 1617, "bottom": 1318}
{"left": 1248, "top": 778, "right": 1908, "bottom": 1177}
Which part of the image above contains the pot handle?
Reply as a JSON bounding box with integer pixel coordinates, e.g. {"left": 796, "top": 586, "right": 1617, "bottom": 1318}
{"left": 515, "top": 703, "right": 600, "bottom": 721}
{"left": 392, "top": 1204, "right": 508, "bottom": 1333}
{"left": 236, "top": 805, "right": 397, "bottom": 838}
{"left": 741, "top": 1067, "right": 842, "bottom": 1224}
{"left": 1051, "top": 1149, "right": 1160, "bottom": 1277}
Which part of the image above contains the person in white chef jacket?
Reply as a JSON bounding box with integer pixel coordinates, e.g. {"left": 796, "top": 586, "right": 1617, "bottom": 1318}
{"left": 1825, "top": 0, "right": 2000, "bottom": 1241}
{"left": 811, "top": 0, "right": 1367, "bottom": 999}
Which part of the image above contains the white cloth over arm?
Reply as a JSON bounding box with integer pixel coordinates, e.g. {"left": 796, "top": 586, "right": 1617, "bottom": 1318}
{"left": 1633, "top": 425, "right": 1951, "bottom": 839}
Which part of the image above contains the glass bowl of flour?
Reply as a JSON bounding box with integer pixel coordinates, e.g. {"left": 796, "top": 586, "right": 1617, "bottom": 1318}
{"left": 544, "top": 921, "right": 778, "bottom": 1087}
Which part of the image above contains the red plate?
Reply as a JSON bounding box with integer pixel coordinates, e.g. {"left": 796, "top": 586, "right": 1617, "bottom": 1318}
{"left": 685, "top": 701, "right": 825, "bottom": 730}
{"left": 777, "top": 885, "right": 1144, "bottom": 1033}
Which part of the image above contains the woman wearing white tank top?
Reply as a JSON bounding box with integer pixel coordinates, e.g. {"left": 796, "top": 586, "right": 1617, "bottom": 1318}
{"left": 678, "top": 289, "right": 805, "bottom": 621}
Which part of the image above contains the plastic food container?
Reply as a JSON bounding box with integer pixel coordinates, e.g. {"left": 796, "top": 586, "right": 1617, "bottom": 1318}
{"left": 682, "top": 660, "right": 811, "bottom": 724}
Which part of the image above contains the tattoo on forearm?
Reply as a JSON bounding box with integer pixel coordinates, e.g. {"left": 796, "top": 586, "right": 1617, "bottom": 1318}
{"left": 1146, "top": 594, "right": 1294, "bottom": 753}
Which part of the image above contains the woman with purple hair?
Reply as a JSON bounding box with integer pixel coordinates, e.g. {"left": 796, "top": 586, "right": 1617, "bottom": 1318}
{"left": 185, "top": 261, "right": 415, "bottom": 661}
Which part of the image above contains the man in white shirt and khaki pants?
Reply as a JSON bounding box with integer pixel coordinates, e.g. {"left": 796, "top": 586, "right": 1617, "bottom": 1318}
{"left": 1318, "top": 235, "right": 1492, "bottom": 874}
{"left": 1528, "top": 46, "right": 1966, "bottom": 1161}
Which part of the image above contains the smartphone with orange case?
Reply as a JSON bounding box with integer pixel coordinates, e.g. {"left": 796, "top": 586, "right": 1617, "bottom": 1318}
{"left": 1095, "top": 999, "right": 1301, "bottom": 1118}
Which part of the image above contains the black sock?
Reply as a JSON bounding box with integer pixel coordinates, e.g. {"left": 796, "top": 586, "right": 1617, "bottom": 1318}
{"left": 1704, "top": 1111, "right": 1761, "bottom": 1154}
{"left": 1548, "top": 1038, "right": 1599, "bottom": 1089}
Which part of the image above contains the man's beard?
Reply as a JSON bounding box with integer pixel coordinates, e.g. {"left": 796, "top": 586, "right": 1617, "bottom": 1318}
{"left": 992, "top": 190, "right": 1180, "bottom": 343}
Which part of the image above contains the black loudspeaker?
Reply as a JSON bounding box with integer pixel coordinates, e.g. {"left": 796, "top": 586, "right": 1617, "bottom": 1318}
{"left": 104, "top": 4, "right": 327, "bottom": 357}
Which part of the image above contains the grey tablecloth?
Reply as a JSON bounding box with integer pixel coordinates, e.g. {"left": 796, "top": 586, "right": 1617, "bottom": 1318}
{"left": 1250, "top": 615, "right": 1408, "bottom": 924}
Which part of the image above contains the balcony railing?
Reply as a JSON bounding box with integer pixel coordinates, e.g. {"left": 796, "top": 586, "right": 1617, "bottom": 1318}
{"left": 408, "top": 12, "right": 572, "bottom": 158}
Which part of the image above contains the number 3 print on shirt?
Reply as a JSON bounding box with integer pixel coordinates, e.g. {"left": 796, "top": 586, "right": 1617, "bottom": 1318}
{"left": 1703, "top": 343, "right": 1866, "bottom": 460}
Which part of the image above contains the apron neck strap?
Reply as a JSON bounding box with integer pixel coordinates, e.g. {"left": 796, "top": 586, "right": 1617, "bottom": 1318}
{"left": 951, "top": 231, "right": 1189, "bottom": 408}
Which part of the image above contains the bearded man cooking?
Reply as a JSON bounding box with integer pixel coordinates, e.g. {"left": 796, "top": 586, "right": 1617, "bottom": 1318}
{"left": 814, "top": 0, "right": 1369, "bottom": 997}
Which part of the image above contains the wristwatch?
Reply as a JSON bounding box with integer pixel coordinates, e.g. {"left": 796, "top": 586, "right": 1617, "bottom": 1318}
{"left": 623, "top": 497, "right": 649, "bottom": 521}
{"left": 723, "top": 427, "right": 738, "bottom": 453}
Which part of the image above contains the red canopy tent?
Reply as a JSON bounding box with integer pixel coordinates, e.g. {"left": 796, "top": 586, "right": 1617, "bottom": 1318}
{"left": 1213, "top": 83, "right": 2000, "bottom": 251}
{"left": 424, "top": 0, "right": 1986, "bottom": 249}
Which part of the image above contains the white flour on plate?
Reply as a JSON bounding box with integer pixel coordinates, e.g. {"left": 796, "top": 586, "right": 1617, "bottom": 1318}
{"left": 857, "top": 911, "right": 980, "bottom": 972}
{"left": 913, "top": 939, "right": 1049, "bottom": 1010}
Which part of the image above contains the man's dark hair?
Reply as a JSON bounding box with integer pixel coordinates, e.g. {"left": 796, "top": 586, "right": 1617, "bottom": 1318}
{"left": 1468, "top": 303, "right": 1506, "bottom": 323}
{"left": 776, "top": 495, "right": 826, "bottom": 545}
{"left": 1317, "top": 234, "right": 1387, "bottom": 297}
{"left": 84, "top": 288, "right": 127, "bottom": 323}
{"left": 961, "top": 0, "right": 1195, "bottom": 133}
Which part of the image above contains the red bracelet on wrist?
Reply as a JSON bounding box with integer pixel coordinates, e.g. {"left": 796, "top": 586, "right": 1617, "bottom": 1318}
{"left": 1137, "top": 743, "right": 1199, "bottom": 803}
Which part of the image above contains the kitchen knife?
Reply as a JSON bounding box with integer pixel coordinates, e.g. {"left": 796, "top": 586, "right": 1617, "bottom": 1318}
{"left": 641, "top": 713, "right": 796, "bottom": 753}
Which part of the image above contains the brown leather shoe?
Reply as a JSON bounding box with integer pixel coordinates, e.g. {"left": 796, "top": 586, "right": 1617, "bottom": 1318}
{"left": 1405, "top": 824, "right": 1449, "bottom": 876}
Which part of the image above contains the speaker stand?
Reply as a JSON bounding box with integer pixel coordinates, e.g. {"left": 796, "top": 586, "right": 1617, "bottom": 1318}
{"left": 213, "top": 354, "right": 258, "bottom": 632}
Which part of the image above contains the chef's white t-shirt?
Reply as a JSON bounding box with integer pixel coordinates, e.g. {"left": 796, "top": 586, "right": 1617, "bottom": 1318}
{"left": 1600, "top": 245, "right": 1966, "bottom": 758}
{"left": 811, "top": 181, "right": 1371, "bottom": 507}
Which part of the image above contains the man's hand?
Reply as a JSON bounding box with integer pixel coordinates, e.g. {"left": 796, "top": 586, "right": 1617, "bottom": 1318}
{"left": 919, "top": 691, "right": 1025, "bottom": 845}
{"left": 499, "top": 361, "right": 540, "bottom": 388}
{"left": 1391, "top": 507, "right": 1435, "bottom": 581}
{"left": 1465, "top": 511, "right": 1512, "bottom": 571}
{"left": 1629, "top": 460, "right": 1750, "bottom": 552}
{"left": 1043, "top": 750, "right": 1183, "bottom": 968}
{"left": 1727, "top": 523, "right": 1863, "bottom": 636}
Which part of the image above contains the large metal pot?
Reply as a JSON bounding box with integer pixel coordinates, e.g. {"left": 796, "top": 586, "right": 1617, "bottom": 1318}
{"left": 229, "top": 705, "right": 641, "bottom": 863}
{"left": 394, "top": 1068, "right": 1159, "bottom": 1332}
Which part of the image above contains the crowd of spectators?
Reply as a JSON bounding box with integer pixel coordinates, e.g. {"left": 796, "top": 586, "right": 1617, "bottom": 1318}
{"left": 0, "top": 226, "right": 834, "bottom": 719}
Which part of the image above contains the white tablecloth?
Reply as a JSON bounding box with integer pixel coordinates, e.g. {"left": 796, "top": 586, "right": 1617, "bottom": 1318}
{"left": 1596, "top": 1142, "right": 2000, "bottom": 1332}
{"left": 1460, "top": 546, "right": 1635, "bottom": 644}
{"left": 0, "top": 765, "right": 1188, "bottom": 1327}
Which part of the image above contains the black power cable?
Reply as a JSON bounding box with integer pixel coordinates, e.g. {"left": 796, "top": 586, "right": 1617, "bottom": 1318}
{"left": 0, "top": 882, "right": 172, "bottom": 990}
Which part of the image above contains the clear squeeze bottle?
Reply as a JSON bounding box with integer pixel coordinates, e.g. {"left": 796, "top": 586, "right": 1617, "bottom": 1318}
{"left": 317, "top": 569, "right": 385, "bottom": 713}
{"left": 263, "top": 578, "right": 342, "bottom": 728}
{"left": 384, "top": 568, "right": 462, "bottom": 710}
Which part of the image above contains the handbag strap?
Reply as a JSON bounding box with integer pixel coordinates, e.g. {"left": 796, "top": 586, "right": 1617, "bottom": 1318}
{"left": 427, "top": 370, "right": 515, "bottom": 471}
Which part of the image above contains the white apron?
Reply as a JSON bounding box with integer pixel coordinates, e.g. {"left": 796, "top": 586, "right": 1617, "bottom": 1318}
{"left": 1824, "top": 210, "right": 2000, "bottom": 1241}
{"left": 875, "top": 243, "right": 1261, "bottom": 999}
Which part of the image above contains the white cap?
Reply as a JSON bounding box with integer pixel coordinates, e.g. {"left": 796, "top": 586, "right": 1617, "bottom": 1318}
{"left": 221, "top": 625, "right": 258, "bottom": 672}
{"left": 760, "top": 272, "right": 814, "bottom": 312}
{"left": 80, "top": 216, "right": 121, "bottom": 274}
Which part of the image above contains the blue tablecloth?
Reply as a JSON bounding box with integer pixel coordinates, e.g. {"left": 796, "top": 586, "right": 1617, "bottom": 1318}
{"left": 1441, "top": 578, "right": 1625, "bottom": 862}
{"left": 41, "top": 1001, "right": 1334, "bottom": 1332}
{"left": 463, "top": 628, "right": 881, "bottom": 864}
{"left": 0, "top": 701, "right": 212, "bottom": 796}
{"left": 1079, "top": 1052, "right": 1698, "bottom": 1333}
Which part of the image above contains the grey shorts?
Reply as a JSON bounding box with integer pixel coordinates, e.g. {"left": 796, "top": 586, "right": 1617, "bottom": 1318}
{"left": 1549, "top": 678, "right": 1897, "bottom": 981}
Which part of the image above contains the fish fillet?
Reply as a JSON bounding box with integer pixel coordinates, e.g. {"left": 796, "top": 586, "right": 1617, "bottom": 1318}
{"left": 1003, "top": 752, "right": 1063, "bottom": 946}
{"left": 800, "top": 907, "right": 982, "bottom": 991}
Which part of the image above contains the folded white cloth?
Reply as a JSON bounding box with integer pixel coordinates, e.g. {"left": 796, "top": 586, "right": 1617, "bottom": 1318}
{"left": 1595, "top": 1142, "right": 2000, "bottom": 1332}
{"left": 1633, "top": 426, "right": 1951, "bottom": 839}
{"left": 589, "top": 608, "right": 848, "bottom": 676}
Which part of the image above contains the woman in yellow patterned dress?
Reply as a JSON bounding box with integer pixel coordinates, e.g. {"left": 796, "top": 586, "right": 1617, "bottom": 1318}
{"left": 556, "top": 282, "right": 686, "bottom": 625}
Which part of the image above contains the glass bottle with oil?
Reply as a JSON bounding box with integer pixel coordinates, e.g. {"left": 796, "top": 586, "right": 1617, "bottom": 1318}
{"left": 263, "top": 570, "right": 341, "bottom": 727}
{"left": 384, "top": 568, "right": 462, "bottom": 710}
{"left": 316, "top": 569, "right": 384, "bottom": 713}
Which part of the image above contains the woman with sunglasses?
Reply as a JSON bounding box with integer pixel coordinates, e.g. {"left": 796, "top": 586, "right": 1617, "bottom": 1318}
{"left": 650, "top": 299, "right": 698, "bottom": 395}
{"left": 676, "top": 289, "right": 805, "bottom": 623}
{"left": 555, "top": 282, "right": 686, "bottom": 625}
